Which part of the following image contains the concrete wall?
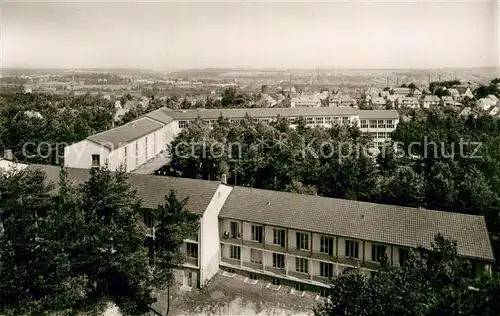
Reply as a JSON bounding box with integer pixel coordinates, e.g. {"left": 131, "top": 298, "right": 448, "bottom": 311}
{"left": 199, "top": 184, "right": 233, "bottom": 286}
{"left": 64, "top": 140, "right": 110, "bottom": 169}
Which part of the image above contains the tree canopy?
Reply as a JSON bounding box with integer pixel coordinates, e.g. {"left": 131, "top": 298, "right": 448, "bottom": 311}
{"left": 314, "top": 235, "right": 500, "bottom": 316}
{"left": 0, "top": 166, "right": 198, "bottom": 315}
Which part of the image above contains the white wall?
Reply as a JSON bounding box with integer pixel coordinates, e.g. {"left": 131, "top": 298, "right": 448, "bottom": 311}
{"left": 199, "top": 184, "right": 233, "bottom": 285}
{"left": 64, "top": 140, "right": 110, "bottom": 169}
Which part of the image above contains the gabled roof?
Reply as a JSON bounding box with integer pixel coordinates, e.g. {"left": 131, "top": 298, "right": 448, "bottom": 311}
{"left": 142, "top": 108, "right": 175, "bottom": 124}
{"left": 219, "top": 186, "right": 495, "bottom": 262}
{"left": 87, "top": 118, "right": 164, "bottom": 151}
{"left": 487, "top": 94, "right": 498, "bottom": 102}
{"left": 423, "top": 95, "right": 440, "bottom": 102}
{"left": 26, "top": 164, "right": 220, "bottom": 215}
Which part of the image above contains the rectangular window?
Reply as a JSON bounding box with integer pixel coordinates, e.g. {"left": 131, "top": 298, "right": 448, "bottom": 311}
{"left": 360, "top": 119, "right": 368, "bottom": 128}
{"left": 370, "top": 132, "right": 378, "bottom": 139}
{"left": 377, "top": 120, "right": 386, "bottom": 128}
{"left": 250, "top": 249, "right": 263, "bottom": 264}
{"left": 295, "top": 258, "right": 309, "bottom": 273}
{"left": 287, "top": 117, "right": 296, "bottom": 124}
{"left": 325, "top": 117, "right": 332, "bottom": 124}
{"left": 272, "top": 278, "right": 280, "bottom": 286}
{"left": 91, "top": 154, "right": 100, "bottom": 167}
{"left": 399, "top": 248, "right": 409, "bottom": 267}
{"left": 320, "top": 236, "right": 334, "bottom": 256}
{"left": 320, "top": 289, "right": 329, "bottom": 298}
{"left": 230, "top": 245, "right": 241, "bottom": 260}
{"left": 179, "top": 121, "right": 188, "bottom": 128}
{"left": 377, "top": 132, "right": 386, "bottom": 139}
{"left": 186, "top": 243, "right": 198, "bottom": 259}
{"left": 123, "top": 147, "right": 127, "bottom": 170}
{"left": 386, "top": 120, "right": 395, "bottom": 129}
{"left": 342, "top": 117, "right": 349, "bottom": 124}
{"left": 296, "top": 232, "right": 309, "bottom": 250}
{"left": 273, "top": 229, "right": 285, "bottom": 247}
{"left": 145, "top": 137, "right": 148, "bottom": 160}
{"left": 369, "top": 120, "right": 377, "bottom": 128}
{"left": 249, "top": 273, "right": 258, "bottom": 280}
{"left": 315, "top": 117, "right": 324, "bottom": 124}
{"left": 251, "top": 225, "right": 263, "bottom": 243}
{"left": 230, "top": 221, "right": 240, "bottom": 238}
{"left": 273, "top": 253, "right": 285, "bottom": 268}
{"left": 331, "top": 117, "right": 339, "bottom": 125}
{"left": 345, "top": 240, "right": 359, "bottom": 259}
{"left": 153, "top": 133, "right": 156, "bottom": 153}
{"left": 372, "top": 245, "right": 387, "bottom": 262}
{"left": 305, "top": 117, "right": 314, "bottom": 124}
{"left": 135, "top": 142, "right": 139, "bottom": 166}
{"left": 320, "top": 262, "right": 334, "bottom": 278}
{"left": 143, "top": 211, "right": 154, "bottom": 228}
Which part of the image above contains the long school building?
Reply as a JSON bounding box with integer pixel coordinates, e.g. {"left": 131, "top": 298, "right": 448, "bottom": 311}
{"left": 63, "top": 107, "right": 399, "bottom": 171}
{"left": 28, "top": 164, "right": 495, "bottom": 295}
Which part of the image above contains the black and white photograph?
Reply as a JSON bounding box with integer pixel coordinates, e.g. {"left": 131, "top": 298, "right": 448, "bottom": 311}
{"left": 0, "top": 1, "right": 499, "bottom": 315}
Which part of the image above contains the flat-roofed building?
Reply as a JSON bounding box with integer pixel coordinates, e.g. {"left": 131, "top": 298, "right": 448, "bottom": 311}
{"left": 218, "top": 186, "right": 495, "bottom": 294}
{"left": 21, "top": 164, "right": 495, "bottom": 294}
{"left": 64, "top": 107, "right": 399, "bottom": 171}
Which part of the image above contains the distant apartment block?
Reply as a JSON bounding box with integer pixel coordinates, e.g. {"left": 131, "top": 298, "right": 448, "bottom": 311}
{"left": 27, "top": 164, "right": 496, "bottom": 295}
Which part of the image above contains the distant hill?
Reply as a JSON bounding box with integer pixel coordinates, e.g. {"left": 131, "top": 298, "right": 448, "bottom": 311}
{"left": 1, "top": 68, "right": 163, "bottom": 77}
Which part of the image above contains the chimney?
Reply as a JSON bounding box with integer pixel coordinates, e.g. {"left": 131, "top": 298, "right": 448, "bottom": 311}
{"left": 3, "top": 149, "right": 13, "bottom": 160}
{"left": 221, "top": 174, "right": 227, "bottom": 184}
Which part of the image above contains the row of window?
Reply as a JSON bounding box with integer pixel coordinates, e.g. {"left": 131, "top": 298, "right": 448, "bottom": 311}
{"left": 367, "top": 132, "right": 391, "bottom": 139}
{"left": 231, "top": 222, "right": 409, "bottom": 263}
{"left": 178, "top": 117, "right": 396, "bottom": 129}
{"left": 229, "top": 247, "right": 344, "bottom": 279}
{"left": 360, "top": 119, "right": 396, "bottom": 129}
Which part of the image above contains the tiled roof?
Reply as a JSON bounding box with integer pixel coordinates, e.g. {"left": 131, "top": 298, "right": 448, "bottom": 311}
{"left": 220, "top": 186, "right": 494, "bottom": 262}
{"left": 26, "top": 164, "right": 220, "bottom": 215}
{"left": 87, "top": 118, "right": 164, "bottom": 151}
{"left": 142, "top": 108, "right": 175, "bottom": 124}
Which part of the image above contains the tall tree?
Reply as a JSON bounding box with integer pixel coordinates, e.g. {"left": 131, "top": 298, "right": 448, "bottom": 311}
{"left": 149, "top": 190, "right": 200, "bottom": 316}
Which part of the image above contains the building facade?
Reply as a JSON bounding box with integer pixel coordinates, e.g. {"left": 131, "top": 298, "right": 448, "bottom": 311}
{"left": 23, "top": 164, "right": 497, "bottom": 296}
{"left": 64, "top": 107, "right": 400, "bottom": 171}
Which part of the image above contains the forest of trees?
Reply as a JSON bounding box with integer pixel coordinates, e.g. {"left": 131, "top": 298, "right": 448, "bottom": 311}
{"left": 0, "top": 92, "right": 116, "bottom": 165}
{"left": 315, "top": 235, "right": 500, "bottom": 316}
{"left": 0, "top": 166, "right": 198, "bottom": 315}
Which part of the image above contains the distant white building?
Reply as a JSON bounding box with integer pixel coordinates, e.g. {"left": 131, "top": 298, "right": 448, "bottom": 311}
{"left": 64, "top": 107, "right": 399, "bottom": 171}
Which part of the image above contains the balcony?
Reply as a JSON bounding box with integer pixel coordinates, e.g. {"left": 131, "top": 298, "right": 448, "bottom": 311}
{"left": 287, "top": 247, "right": 311, "bottom": 257}
{"left": 363, "top": 261, "right": 381, "bottom": 270}
{"left": 288, "top": 270, "right": 310, "bottom": 281}
{"left": 264, "top": 243, "right": 286, "bottom": 253}
{"left": 337, "top": 256, "right": 361, "bottom": 268}
{"left": 265, "top": 266, "right": 287, "bottom": 276}
{"left": 242, "top": 261, "right": 263, "bottom": 271}
{"left": 312, "top": 275, "right": 332, "bottom": 284}
{"left": 220, "top": 232, "right": 241, "bottom": 245}
{"left": 311, "top": 252, "right": 337, "bottom": 263}
{"left": 221, "top": 257, "right": 240, "bottom": 266}
{"left": 242, "top": 239, "right": 264, "bottom": 249}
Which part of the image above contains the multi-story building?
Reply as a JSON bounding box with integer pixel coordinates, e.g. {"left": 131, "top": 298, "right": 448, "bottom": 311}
{"left": 26, "top": 164, "right": 496, "bottom": 296}
{"left": 64, "top": 107, "right": 399, "bottom": 170}
{"left": 391, "top": 87, "right": 411, "bottom": 96}
{"left": 422, "top": 95, "right": 440, "bottom": 108}
{"left": 397, "top": 96, "right": 420, "bottom": 109}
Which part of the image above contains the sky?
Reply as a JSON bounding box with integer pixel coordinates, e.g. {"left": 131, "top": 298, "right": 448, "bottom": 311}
{"left": 1, "top": 0, "right": 499, "bottom": 71}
